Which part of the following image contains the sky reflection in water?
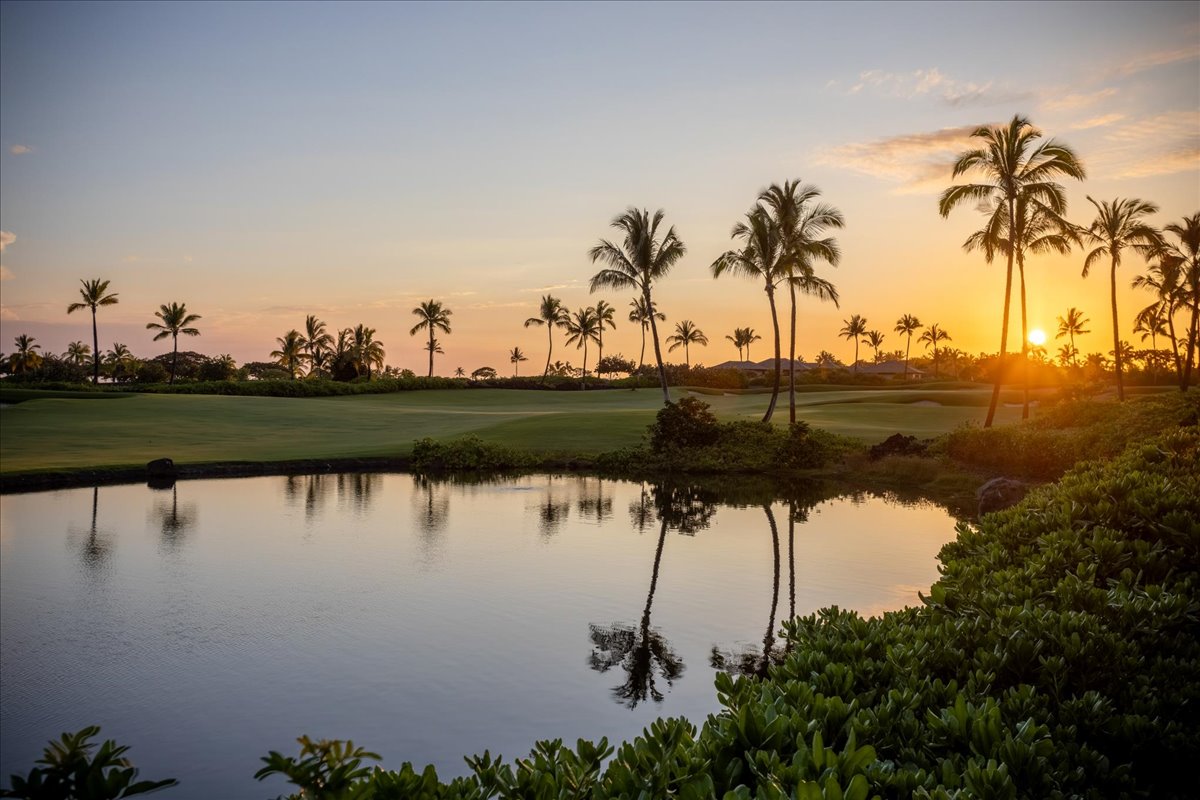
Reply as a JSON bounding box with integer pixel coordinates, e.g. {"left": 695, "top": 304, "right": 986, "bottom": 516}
{"left": 0, "top": 474, "right": 958, "bottom": 799}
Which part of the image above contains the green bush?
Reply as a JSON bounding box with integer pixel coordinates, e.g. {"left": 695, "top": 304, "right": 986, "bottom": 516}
{"left": 409, "top": 436, "right": 534, "bottom": 472}
{"left": 649, "top": 397, "right": 721, "bottom": 451}
{"left": 1, "top": 726, "right": 176, "bottom": 799}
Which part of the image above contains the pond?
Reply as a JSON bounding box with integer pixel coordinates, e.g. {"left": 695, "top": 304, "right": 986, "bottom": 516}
{"left": 0, "top": 473, "right": 961, "bottom": 798}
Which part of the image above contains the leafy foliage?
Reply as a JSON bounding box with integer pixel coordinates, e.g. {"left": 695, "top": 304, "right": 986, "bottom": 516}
{"left": 1, "top": 726, "right": 176, "bottom": 799}
{"left": 410, "top": 436, "right": 534, "bottom": 472}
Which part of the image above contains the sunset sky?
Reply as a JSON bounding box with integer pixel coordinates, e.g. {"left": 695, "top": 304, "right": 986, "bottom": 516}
{"left": 1, "top": 1, "right": 1197, "bottom": 374}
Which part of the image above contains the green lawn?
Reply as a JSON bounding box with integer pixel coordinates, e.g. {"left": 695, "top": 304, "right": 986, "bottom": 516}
{"left": 0, "top": 386, "right": 1030, "bottom": 474}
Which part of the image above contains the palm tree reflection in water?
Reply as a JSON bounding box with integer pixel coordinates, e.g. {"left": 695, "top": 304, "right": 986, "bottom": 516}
{"left": 588, "top": 484, "right": 717, "bottom": 708}
{"left": 73, "top": 485, "right": 112, "bottom": 569}
{"left": 152, "top": 484, "right": 196, "bottom": 550}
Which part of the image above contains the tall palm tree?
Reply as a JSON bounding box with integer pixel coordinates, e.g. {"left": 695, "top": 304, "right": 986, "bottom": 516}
{"left": 1133, "top": 260, "right": 1185, "bottom": 387}
{"left": 864, "top": 330, "right": 885, "bottom": 363}
{"left": 64, "top": 341, "right": 92, "bottom": 368}
{"left": 352, "top": 324, "right": 385, "bottom": 379}
{"left": 939, "top": 115, "right": 1085, "bottom": 427}
{"left": 1081, "top": 197, "right": 1163, "bottom": 401}
{"left": 919, "top": 324, "right": 952, "bottom": 378}
{"left": 725, "top": 328, "right": 746, "bottom": 361}
{"left": 839, "top": 314, "right": 868, "bottom": 373}
{"left": 524, "top": 294, "right": 567, "bottom": 382}
{"left": 1158, "top": 213, "right": 1200, "bottom": 389}
{"left": 8, "top": 334, "right": 42, "bottom": 374}
{"left": 589, "top": 208, "right": 686, "bottom": 405}
{"left": 563, "top": 307, "right": 601, "bottom": 389}
{"left": 711, "top": 207, "right": 788, "bottom": 422}
{"left": 271, "top": 329, "right": 307, "bottom": 379}
{"left": 894, "top": 314, "right": 923, "bottom": 379}
{"left": 743, "top": 328, "right": 762, "bottom": 361}
{"left": 593, "top": 299, "right": 617, "bottom": 374}
{"left": 146, "top": 302, "right": 201, "bottom": 384}
{"left": 410, "top": 300, "right": 452, "bottom": 377}
{"left": 759, "top": 180, "right": 844, "bottom": 423}
{"left": 509, "top": 346, "right": 528, "bottom": 376}
{"left": 66, "top": 278, "right": 119, "bottom": 385}
{"left": 628, "top": 295, "right": 665, "bottom": 378}
{"left": 666, "top": 320, "right": 708, "bottom": 369}
{"left": 303, "top": 315, "right": 333, "bottom": 377}
{"left": 1133, "top": 306, "right": 1169, "bottom": 385}
{"left": 1055, "top": 308, "right": 1090, "bottom": 368}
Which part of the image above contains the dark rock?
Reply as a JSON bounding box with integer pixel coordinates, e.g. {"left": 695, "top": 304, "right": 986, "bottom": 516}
{"left": 146, "top": 476, "right": 176, "bottom": 490}
{"left": 977, "top": 477, "right": 1028, "bottom": 515}
{"left": 147, "top": 458, "right": 176, "bottom": 478}
{"left": 869, "top": 434, "right": 928, "bottom": 460}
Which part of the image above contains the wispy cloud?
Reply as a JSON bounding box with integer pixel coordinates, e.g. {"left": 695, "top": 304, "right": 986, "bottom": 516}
{"left": 0, "top": 231, "right": 14, "bottom": 252}
{"left": 1069, "top": 113, "right": 1126, "bottom": 130}
{"left": 0, "top": 266, "right": 13, "bottom": 281}
{"left": 1041, "top": 87, "right": 1119, "bottom": 112}
{"left": 0, "top": 306, "right": 18, "bottom": 321}
{"left": 817, "top": 124, "right": 988, "bottom": 194}
{"left": 831, "top": 67, "right": 1029, "bottom": 108}
{"left": 8, "top": 144, "right": 32, "bottom": 155}
{"left": 1117, "top": 43, "right": 1200, "bottom": 76}
{"left": 521, "top": 281, "right": 582, "bottom": 294}
{"left": 1093, "top": 111, "right": 1200, "bottom": 178}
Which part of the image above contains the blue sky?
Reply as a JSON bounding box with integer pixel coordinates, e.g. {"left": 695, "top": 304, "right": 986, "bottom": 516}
{"left": 2, "top": 1, "right": 1197, "bottom": 370}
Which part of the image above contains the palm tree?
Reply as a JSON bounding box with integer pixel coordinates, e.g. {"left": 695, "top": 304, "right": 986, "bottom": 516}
{"left": 725, "top": 328, "right": 746, "bottom": 361}
{"left": 410, "top": 300, "right": 452, "bottom": 377}
{"left": 1081, "top": 197, "right": 1163, "bottom": 401}
{"left": 711, "top": 207, "right": 788, "bottom": 422}
{"left": 628, "top": 295, "right": 665, "bottom": 378}
{"left": 524, "top": 294, "right": 567, "bottom": 382}
{"left": 66, "top": 278, "right": 119, "bottom": 385}
{"left": 919, "top": 324, "right": 952, "bottom": 378}
{"left": 743, "top": 328, "right": 762, "bottom": 361}
{"left": 589, "top": 208, "right": 686, "bottom": 404}
{"left": 759, "top": 180, "right": 844, "bottom": 423}
{"left": 8, "top": 334, "right": 42, "bottom": 374}
{"left": 563, "top": 307, "right": 601, "bottom": 389}
{"left": 1133, "top": 261, "right": 1185, "bottom": 387}
{"left": 864, "top": 330, "right": 885, "bottom": 363}
{"left": 1133, "top": 306, "right": 1169, "bottom": 384}
{"left": 1056, "top": 344, "right": 1077, "bottom": 368}
{"left": 593, "top": 299, "right": 617, "bottom": 375}
{"left": 303, "top": 315, "right": 333, "bottom": 377}
{"left": 271, "top": 330, "right": 307, "bottom": 379}
{"left": 105, "top": 342, "right": 136, "bottom": 383}
{"left": 352, "top": 324, "right": 385, "bottom": 379}
{"left": 64, "top": 341, "right": 91, "bottom": 368}
{"left": 509, "top": 346, "right": 528, "bottom": 376}
{"left": 1158, "top": 213, "right": 1200, "bottom": 389}
{"left": 894, "top": 314, "right": 923, "bottom": 379}
{"left": 839, "top": 314, "right": 868, "bottom": 373}
{"left": 939, "top": 115, "right": 1085, "bottom": 427}
{"left": 1055, "top": 307, "right": 1090, "bottom": 368}
{"left": 146, "top": 302, "right": 201, "bottom": 384}
{"left": 666, "top": 320, "right": 708, "bottom": 369}
{"left": 454, "top": 366, "right": 465, "bottom": 378}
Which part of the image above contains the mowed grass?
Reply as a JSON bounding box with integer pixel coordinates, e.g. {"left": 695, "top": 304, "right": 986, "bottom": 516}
{"left": 0, "top": 386, "right": 1028, "bottom": 474}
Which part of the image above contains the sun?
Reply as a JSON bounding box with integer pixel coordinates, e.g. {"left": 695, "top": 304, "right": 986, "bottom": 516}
{"left": 1029, "top": 328, "right": 1047, "bottom": 346}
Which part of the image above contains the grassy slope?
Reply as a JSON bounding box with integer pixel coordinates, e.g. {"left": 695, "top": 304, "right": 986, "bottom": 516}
{"left": 0, "top": 386, "right": 1026, "bottom": 474}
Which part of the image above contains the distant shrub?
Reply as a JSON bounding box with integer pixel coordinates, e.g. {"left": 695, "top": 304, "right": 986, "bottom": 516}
{"left": 649, "top": 397, "right": 720, "bottom": 451}
{"left": 124, "top": 376, "right": 466, "bottom": 397}
{"left": 410, "top": 436, "right": 533, "bottom": 471}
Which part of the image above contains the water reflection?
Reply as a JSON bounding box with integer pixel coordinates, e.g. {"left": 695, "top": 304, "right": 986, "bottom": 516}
{"left": 70, "top": 486, "right": 112, "bottom": 569}
{"left": 150, "top": 484, "right": 196, "bottom": 549}
{"left": 576, "top": 477, "right": 613, "bottom": 524}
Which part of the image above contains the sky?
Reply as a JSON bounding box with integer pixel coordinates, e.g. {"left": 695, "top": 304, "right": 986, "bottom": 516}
{"left": 1, "top": 0, "right": 1198, "bottom": 373}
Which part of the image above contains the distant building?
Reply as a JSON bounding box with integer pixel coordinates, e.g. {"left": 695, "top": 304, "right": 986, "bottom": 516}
{"left": 855, "top": 360, "right": 925, "bottom": 379}
{"left": 710, "top": 358, "right": 817, "bottom": 377}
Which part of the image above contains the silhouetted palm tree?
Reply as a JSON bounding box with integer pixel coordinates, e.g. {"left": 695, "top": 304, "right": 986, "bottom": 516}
{"left": 8, "top": 334, "right": 42, "bottom": 374}
{"left": 864, "top": 330, "right": 885, "bottom": 363}
{"left": 919, "top": 324, "right": 952, "bottom": 378}
{"left": 563, "top": 307, "right": 601, "bottom": 389}
{"left": 593, "top": 299, "right": 617, "bottom": 374}
{"left": 1055, "top": 308, "right": 1090, "bottom": 369}
{"left": 1056, "top": 344, "right": 1077, "bottom": 368}
{"left": 710, "top": 505, "right": 783, "bottom": 678}
{"left": 894, "top": 314, "right": 923, "bottom": 379}
{"left": 759, "top": 180, "right": 844, "bottom": 423}
{"left": 589, "top": 208, "right": 686, "bottom": 404}
{"left": 146, "top": 302, "right": 201, "bottom": 384}
{"left": 454, "top": 366, "right": 465, "bottom": 378}
{"left": 939, "top": 115, "right": 1085, "bottom": 427}
{"left": 1133, "top": 306, "right": 1169, "bottom": 384}
{"left": 66, "top": 278, "right": 119, "bottom": 384}
{"left": 271, "top": 330, "right": 307, "bottom": 379}
{"left": 743, "top": 328, "right": 762, "bottom": 361}
{"left": 1133, "top": 261, "right": 1185, "bottom": 386}
{"left": 524, "top": 294, "right": 567, "bottom": 382}
{"left": 64, "top": 341, "right": 91, "bottom": 368}
{"left": 303, "top": 315, "right": 333, "bottom": 377}
{"left": 666, "top": 320, "right": 707, "bottom": 369}
{"left": 105, "top": 342, "right": 136, "bottom": 383}
{"left": 410, "top": 300, "right": 452, "bottom": 377}
{"left": 352, "top": 324, "right": 385, "bottom": 379}
{"left": 725, "top": 328, "right": 746, "bottom": 360}
{"left": 1081, "top": 197, "right": 1163, "bottom": 401}
{"left": 1158, "top": 213, "right": 1200, "bottom": 389}
{"left": 509, "top": 346, "right": 528, "bottom": 376}
{"left": 712, "top": 207, "right": 787, "bottom": 421}
{"left": 628, "top": 295, "right": 665, "bottom": 379}
{"left": 839, "top": 314, "right": 868, "bottom": 373}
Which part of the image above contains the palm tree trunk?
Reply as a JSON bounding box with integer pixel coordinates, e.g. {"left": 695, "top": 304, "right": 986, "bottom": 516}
{"left": 760, "top": 504, "right": 781, "bottom": 678}
{"left": 581, "top": 339, "right": 588, "bottom": 391}
{"left": 853, "top": 338, "right": 859, "bottom": 374}
{"left": 543, "top": 325, "right": 553, "bottom": 383}
{"left": 1184, "top": 294, "right": 1199, "bottom": 390}
{"left": 1167, "top": 307, "right": 1183, "bottom": 389}
{"left": 684, "top": 342, "right": 689, "bottom": 370}
{"left": 933, "top": 345, "right": 939, "bottom": 378}
{"left": 787, "top": 502, "right": 795, "bottom": 621}
{"left": 643, "top": 517, "right": 669, "bottom": 627}
{"left": 597, "top": 329, "right": 604, "bottom": 378}
{"left": 984, "top": 203, "right": 1016, "bottom": 428}
{"left": 1149, "top": 328, "right": 1157, "bottom": 384}
{"left": 91, "top": 307, "right": 100, "bottom": 385}
{"left": 170, "top": 333, "right": 179, "bottom": 385}
{"left": 428, "top": 329, "right": 435, "bottom": 378}
{"left": 1110, "top": 257, "right": 1125, "bottom": 401}
{"left": 788, "top": 282, "right": 797, "bottom": 424}
{"left": 764, "top": 285, "right": 782, "bottom": 423}
{"left": 1019, "top": 255, "right": 1030, "bottom": 420}
{"left": 1070, "top": 331, "right": 1078, "bottom": 368}
{"left": 904, "top": 334, "right": 911, "bottom": 379}
{"left": 645, "top": 288, "right": 670, "bottom": 405}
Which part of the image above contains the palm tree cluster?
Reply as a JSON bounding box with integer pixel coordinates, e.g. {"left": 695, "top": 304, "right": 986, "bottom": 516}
{"left": 724, "top": 327, "right": 762, "bottom": 362}
{"left": 266, "top": 317, "right": 385, "bottom": 381}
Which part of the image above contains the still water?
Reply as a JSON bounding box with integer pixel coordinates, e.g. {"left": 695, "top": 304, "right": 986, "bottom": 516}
{"left": 1, "top": 473, "right": 960, "bottom": 798}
